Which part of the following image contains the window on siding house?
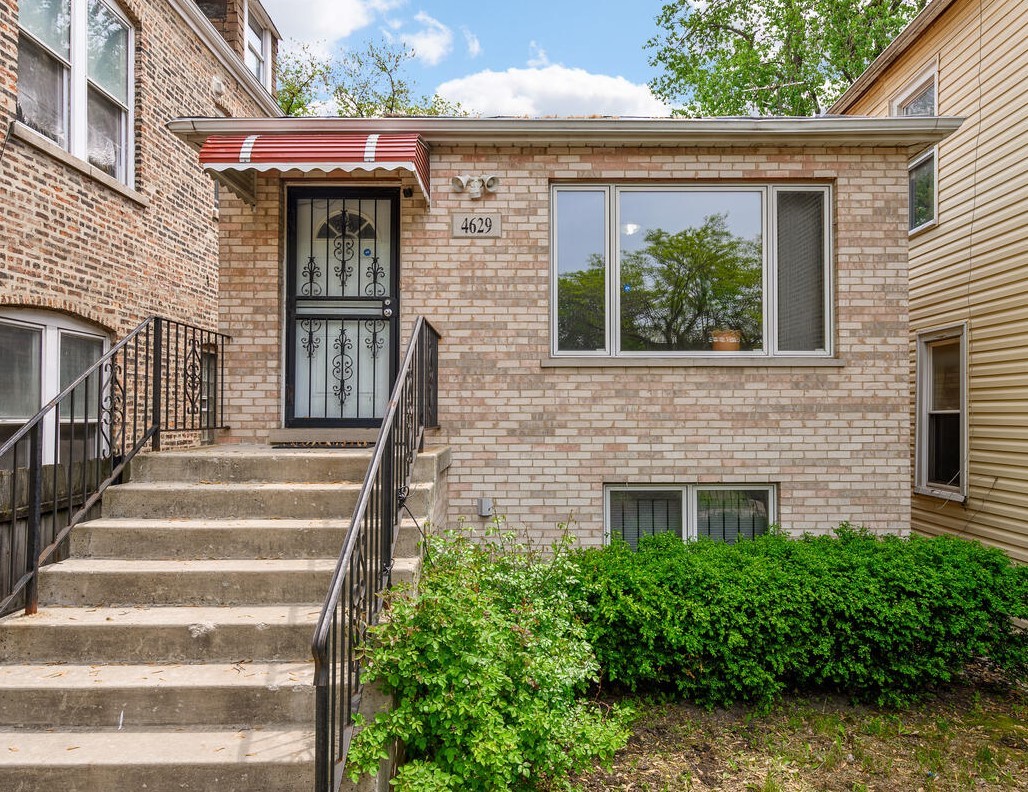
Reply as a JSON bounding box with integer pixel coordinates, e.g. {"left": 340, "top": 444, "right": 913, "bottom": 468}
{"left": 553, "top": 186, "right": 831, "bottom": 357}
{"left": 916, "top": 327, "right": 965, "bottom": 500}
{"left": 607, "top": 485, "right": 775, "bottom": 549}
{"left": 16, "top": 0, "right": 133, "bottom": 184}
{"left": 892, "top": 68, "right": 939, "bottom": 233}
{"left": 0, "top": 312, "right": 108, "bottom": 468}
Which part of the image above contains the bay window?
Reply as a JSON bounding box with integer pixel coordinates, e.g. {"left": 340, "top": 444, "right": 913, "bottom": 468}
{"left": 606, "top": 485, "right": 776, "bottom": 549}
{"left": 552, "top": 185, "right": 831, "bottom": 357}
{"left": 17, "top": 0, "right": 133, "bottom": 184}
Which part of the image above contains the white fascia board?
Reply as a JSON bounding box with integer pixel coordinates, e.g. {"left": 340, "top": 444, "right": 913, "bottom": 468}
{"left": 167, "top": 115, "right": 961, "bottom": 150}
{"left": 166, "top": 0, "right": 283, "bottom": 117}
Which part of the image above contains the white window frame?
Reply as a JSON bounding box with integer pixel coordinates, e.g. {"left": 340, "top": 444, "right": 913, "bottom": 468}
{"left": 244, "top": 1, "right": 273, "bottom": 91}
{"left": 16, "top": 0, "right": 135, "bottom": 186}
{"left": 890, "top": 62, "right": 938, "bottom": 117}
{"left": 0, "top": 310, "right": 109, "bottom": 465}
{"left": 908, "top": 147, "right": 938, "bottom": 235}
{"left": 890, "top": 64, "right": 939, "bottom": 236}
{"left": 604, "top": 484, "right": 778, "bottom": 544}
{"left": 915, "top": 324, "right": 967, "bottom": 502}
{"left": 550, "top": 184, "right": 833, "bottom": 359}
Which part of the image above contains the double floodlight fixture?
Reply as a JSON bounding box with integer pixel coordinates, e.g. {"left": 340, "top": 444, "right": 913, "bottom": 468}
{"left": 451, "top": 174, "right": 499, "bottom": 199}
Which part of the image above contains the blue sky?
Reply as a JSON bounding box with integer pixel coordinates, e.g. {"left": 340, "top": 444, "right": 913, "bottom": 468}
{"left": 259, "top": 0, "right": 672, "bottom": 116}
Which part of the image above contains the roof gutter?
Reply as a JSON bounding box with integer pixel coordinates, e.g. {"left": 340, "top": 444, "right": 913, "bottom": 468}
{"left": 829, "top": 0, "right": 960, "bottom": 114}
{"left": 168, "top": 115, "right": 961, "bottom": 149}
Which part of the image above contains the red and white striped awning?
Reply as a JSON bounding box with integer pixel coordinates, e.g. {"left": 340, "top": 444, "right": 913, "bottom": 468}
{"left": 199, "top": 132, "right": 431, "bottom": 204}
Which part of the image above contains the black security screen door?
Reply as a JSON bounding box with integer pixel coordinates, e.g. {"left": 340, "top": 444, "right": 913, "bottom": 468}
{"left": 286, "top": 188, "right": 400, "bottom": 428}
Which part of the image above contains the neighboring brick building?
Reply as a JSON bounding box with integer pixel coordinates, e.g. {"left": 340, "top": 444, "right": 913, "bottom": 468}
{"left": 172, "top": 115, "right": 958, "bottom": 544}
{"left": 0, "top": 0, "right": 280, "bottom": 450}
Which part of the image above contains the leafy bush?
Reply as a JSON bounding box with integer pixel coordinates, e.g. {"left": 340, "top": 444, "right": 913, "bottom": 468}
{"left": 347, "top": 524, "right": 631, "bottom": 791}
{"left": 576, "top": 526, "right": 1028, "bottom": 708}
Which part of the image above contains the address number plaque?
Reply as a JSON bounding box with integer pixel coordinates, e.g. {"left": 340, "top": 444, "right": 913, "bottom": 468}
{"left": 451, "top": 213, "right": 501, "bottom": 238}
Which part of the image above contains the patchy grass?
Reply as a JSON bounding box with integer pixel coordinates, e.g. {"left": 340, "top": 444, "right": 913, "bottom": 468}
{"left": 578, "top": 670, "right": 1027, "bottom": 791}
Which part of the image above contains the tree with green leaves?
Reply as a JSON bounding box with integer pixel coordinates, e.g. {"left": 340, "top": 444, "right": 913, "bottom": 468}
{"left": 275, "top": 39, "right": 466, "bottom": 118}
{"left": 648, "top": 0, "right": 928, "bottom": 116}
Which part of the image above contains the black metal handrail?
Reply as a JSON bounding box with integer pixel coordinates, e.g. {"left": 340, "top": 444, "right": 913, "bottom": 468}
{"left": 312, "top": 316, "right": 440, "bottom": 792}
{"left": 1, "top": 316, "right": 229, "bottom": 616}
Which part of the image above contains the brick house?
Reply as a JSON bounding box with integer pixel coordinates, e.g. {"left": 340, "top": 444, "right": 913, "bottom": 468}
{"left": 1, "top": 0, "right": 280, "bottom": 454}
{"left": 831, "top": 0, "right": 1028, "bottom": 563}
{"left": 170, "top": 115, "right": 959, "bottom": 546}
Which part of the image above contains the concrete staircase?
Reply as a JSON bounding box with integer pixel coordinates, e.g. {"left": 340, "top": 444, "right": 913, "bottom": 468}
{"left": 0, "top": 445, "right": 447, "bottom": 792}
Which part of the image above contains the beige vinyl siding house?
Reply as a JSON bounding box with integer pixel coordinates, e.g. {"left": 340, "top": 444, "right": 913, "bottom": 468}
{"left": 832, "top": 0, "right": 1028, "bottom": 562}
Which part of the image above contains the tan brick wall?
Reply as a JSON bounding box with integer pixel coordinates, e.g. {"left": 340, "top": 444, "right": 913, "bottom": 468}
{"left": 1, "top": 0, "right": 272, "bottom": 338}
{"left": 217, "top": 145, "right": 912, "bottom": 544}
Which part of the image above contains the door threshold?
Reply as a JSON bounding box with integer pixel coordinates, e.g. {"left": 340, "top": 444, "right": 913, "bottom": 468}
{"left": 268, "top": 428, "right": 380, "bottom": 447}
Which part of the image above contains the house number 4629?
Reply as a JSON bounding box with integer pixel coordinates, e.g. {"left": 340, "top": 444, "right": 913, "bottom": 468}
{"left": 452, "top": 213, "right": 501, "bottom": 238}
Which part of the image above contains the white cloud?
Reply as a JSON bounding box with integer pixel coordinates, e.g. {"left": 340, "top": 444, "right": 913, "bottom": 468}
{"left": 259, "top": 0, "right": 404, "bottom": 49}
{"left": 526, "top": 40, "right": 549, "bottom": 68}
{"left": 461, "top": 26, "right": 482, "bottom": 58}
{"left": 400, "top": 12, "right": 454, "bottom": 66}
{"left": 436, "top": 65, "right": 670, "bottom": 117}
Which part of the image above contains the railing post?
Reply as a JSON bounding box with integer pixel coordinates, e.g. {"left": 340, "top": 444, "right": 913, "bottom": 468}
{"left": 25, "top": 423, "right": 43, "bottom": 615}
{"left": 381, "top": 432, "right": 395, "bottom": 584}
{"left": 151, "top": 318, "right": 163, "bottom": 451}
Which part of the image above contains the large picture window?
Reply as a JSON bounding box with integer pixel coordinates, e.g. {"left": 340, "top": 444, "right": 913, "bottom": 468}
{"left": 916, "top": 326, "right": 966, "bottom": 500}
{"left": 607, "top": 485, "right": 775, "bottom": 549}
{"left": 17, "top": 0, "right": 133, "bottom": 184}
{"left": 552, "top": 186, "right": 831, "bottom": 357}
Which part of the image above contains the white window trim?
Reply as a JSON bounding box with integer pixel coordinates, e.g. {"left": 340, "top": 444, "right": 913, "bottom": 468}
{"left": 551, "top": 184, "right": 833, "bottom": 359}
{"left": 0, "top": 310, "right": 110, "bottom": 465}
{"left": 604, "top": 483, "right": 778, "bottom": 544}
{"left": 914, "top": 323, "right": 967, "bottom": 503}
{"left": 908, "top": 146, "right": 938, "bottom": 236}
{"left": 244, "top": 0, "right": 274, "bottom": 92}
{"left": 889, "top": 62, "right": 938, "bottom": 117}
{"left": 17, "top": 0, "right": 136, "bottom": 187}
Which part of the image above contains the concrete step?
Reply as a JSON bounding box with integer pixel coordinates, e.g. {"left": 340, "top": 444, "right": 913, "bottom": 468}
{"left": 70, "top": 517, "right": 424, "bottom": 560}
{"left": 0, "top": 605, "right": 320, "bottom": 663}
{"left": 101, "top": 481, "right": 432, "bottom": 520}
{"left": 130, "top": 444, "right": 450, "bottom": 485}
{"left": 0, "top": 662, "right": 314, "bottom": 728}
{"left": 37, "top": 559, "right": 338, "bottom": 606}
{"left": 131, "top": 446, "right": 373, "bottom": 483}
{"left": 0, "top": 727, "right": 314, "bottom": 792}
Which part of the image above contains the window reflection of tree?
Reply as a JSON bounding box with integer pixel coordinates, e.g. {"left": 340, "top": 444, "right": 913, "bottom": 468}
{"left": 557, "top": 213, "right": 763, "bottom": 352}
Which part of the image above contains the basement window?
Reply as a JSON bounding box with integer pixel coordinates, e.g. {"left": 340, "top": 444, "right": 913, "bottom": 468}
{"left": 0, "top": 310, "right": 108, "bottom": 466}
{"left": 605, "top": 485, "right": 776, "bottom": 549}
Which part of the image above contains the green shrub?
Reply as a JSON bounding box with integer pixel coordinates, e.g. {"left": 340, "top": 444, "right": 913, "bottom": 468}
{"left": 347, "top": 524, "right": 631, "bottom": 791}
{"left": 576, "top": 526, "right": 1027, "bottom": 708}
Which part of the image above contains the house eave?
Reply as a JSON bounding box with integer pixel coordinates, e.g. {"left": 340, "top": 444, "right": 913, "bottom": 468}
{"left": 829, "top": 0, "right": 961, "bottom": 114}
{"left": 168, "top": 115, "right": 961, "bottom": 150}
{"left": 166, "top": 0, "right": 283, "bottom": 118}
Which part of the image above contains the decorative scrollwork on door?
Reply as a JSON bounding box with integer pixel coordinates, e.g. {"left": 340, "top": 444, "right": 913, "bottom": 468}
{"left": 299, "top": 319, "right": 323, "bottom": 359}
{"left": 331, "top": 324, "right": 355, "bottom": 406}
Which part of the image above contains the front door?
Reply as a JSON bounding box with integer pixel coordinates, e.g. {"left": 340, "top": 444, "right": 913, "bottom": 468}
{"left": 286, "top": 188, "right": 399, "bottom": 428}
